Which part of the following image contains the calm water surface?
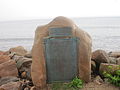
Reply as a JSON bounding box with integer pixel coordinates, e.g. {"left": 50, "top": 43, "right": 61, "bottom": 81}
{"left": 0, "top": 17, "right": 120, "bottom": 52}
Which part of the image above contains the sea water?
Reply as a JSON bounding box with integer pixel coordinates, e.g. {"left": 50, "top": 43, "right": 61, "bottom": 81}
{"left": 0, "top": 17, "right": 120, "bottom": 52}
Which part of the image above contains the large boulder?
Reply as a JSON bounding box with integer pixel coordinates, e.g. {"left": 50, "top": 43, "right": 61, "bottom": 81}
{"left": 9, "top": 46, "right": 27, "bottom": 56}
{"left": 92, "top": 50, "right": 110, "bottom": 64}
{"left": 31, "top": 16, "right": 92, "bottom": 88}
{"left": 0, "top": 76, "right": 19, "bottom": 86}
{"left": 99, "top": 63, "right": 120, "bottom": 74}
{"left": 0, "top": 81, "right": 22, "bottom": 90}
{"left": 0, "top": 60, "right": 18, "bottom": 77}
{"left": 0, "top": 55, "right": 10, "bottom": 64}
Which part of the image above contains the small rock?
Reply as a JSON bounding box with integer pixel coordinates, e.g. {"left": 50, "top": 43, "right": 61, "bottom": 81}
{"left": 92, "top": 50, "right": 110, "bottom": 64}
{"left": 30, "top": 86, "right": 36, "bottom": 90}
{"left": 0, "top": 81, "right": 22, "bottom": 90}
{"left": 8, "top": 52, "right": 16, "bottom": 59}
{"left": 108, "top": 51, "right": 120, "bottom": 58}
{"left": 116, "top": 58, "right": 120, "bottom": 65}
{"left": 0, "top": 76, "right": 19, "bottom": 86}
{"left": 99, "top": 63, "right": 120, "bottom": 74}
{"left": 12, "top": 55, "right": 24, "bottom": 62}
{"left": 21, "top": 80, "right": 33, "bottom": 90}
{"left": 11, "top": 55, "right": 32, "bottom": 80}
{"left": 0, "top": 55, "right": 10, "bottom": 64}
{"left": 16, "top": 57, "right": 32, "bottom": 80}
{"left": 21, "top": 72, "right": 27, "bottom": 79}
{"left": 104, "top": 78, "right": 110, "bottom": 84}
{"left": 24, "top": 87, "right": 30, "bottom": 90}
{"left": 93, "top": 75, "right": 103, "bottom": 85}
{"left": 91, "top": 60, "right": 96, "bottom": 74}
{"left": 16, "top": 57, "right": 32, "bottom": 69}
{"left": 109, "top": 57, "right": 117, "bottom": 64}
{"left": 0, "top": 60, "right": 18, "bottom": 77}
{"left": 9, "top": 46, "right": 27, "bottom": 56}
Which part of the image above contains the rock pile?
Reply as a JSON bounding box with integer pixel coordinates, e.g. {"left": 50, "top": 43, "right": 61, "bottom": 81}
{"left": 91, "top": 49, "right": 120, "bottom": 85}
{"left": 0, "top": 46, "right": 120, "bottom": 90}
{"left": 0, "top": 46, "right": 33, "bottom": 90}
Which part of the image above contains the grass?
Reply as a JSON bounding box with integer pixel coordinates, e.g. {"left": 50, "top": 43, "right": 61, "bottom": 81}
{"left": 103, "top": 65, "right": 120, "bottom": 87}
{"left": 50, "top": 77, "right": 83, "bottom": 90}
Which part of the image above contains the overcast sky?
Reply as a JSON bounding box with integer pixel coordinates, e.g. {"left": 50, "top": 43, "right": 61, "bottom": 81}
{"left": 0, "top": 0, "right": 120, "bottom": 21}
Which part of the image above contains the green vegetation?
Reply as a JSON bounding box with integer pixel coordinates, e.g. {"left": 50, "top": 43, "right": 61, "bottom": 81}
{"left": 51, "top": 77, "right": 84, "bottom": 90}
{"left": 68, "top": 76, "right": 83, "bottom": 89}
{"left": 103, "top": 65, "right": 120, "bottom": 87}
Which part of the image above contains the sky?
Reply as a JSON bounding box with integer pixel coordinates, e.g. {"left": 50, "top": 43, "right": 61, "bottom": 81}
{"left": 0, "top": 0, "right": 120, "bottom": 21}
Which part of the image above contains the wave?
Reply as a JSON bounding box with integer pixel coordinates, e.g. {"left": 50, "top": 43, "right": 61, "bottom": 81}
{"left": 0, "top": 38, "right": 33, "bottom": 41}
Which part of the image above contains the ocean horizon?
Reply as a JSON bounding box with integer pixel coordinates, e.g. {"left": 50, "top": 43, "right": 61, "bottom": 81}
{"left": 0, "top": 17, "right": 120, "bottom": 52}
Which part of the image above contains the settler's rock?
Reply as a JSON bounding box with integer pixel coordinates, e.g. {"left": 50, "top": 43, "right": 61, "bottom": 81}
{"left": 9, "top": 46, "right": 27, "bottom": 56}
{"left": 0, "top": 60, "right": 18, "bottom": 77}
{"left": 31, "top": 16, "right": 92, "bottom": 89}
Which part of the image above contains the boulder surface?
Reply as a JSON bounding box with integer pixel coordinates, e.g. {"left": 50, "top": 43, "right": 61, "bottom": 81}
{"left": 0, "top": 60, "right": 18, "bottom": 77}
{"left": 9, "top": 46, "right": 27, "bottom": 56}
{"left": 31, "top": 16, "right": 92, "bottom": 89}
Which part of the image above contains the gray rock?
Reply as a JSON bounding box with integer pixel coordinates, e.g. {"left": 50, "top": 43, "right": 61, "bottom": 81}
{"left": 91, "top": 60, "right": 96, "bottom": 74}
{"left": 99, "top": 63, "right": 120, "bottom": 74}
{"left": 9, "top": 46, "right": 27, "bottom": 56}
{"left": 0, "top": 81, "right": 22, "bottom": 90}
{"left": 0, "top": 76, "right": 19, "bottom": 86}
{"left": 116, "top": 58, "right": 120, "bottom": 65}
{"left": 16, "top": 57, "right": 32, "bottom": 80}
{"left": 108, "top": 52, "right": 120, "bottom": 58}
{"left": 109, "top": 57, "right": 117, "bottom": 64}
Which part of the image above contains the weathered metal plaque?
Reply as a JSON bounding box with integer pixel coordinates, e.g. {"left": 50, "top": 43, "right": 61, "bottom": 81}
{"left": 49, "top": 27, "right": 72, "bottom": 37}
{"left": 44, "top": 38, "right": 78, "bottom": 83}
